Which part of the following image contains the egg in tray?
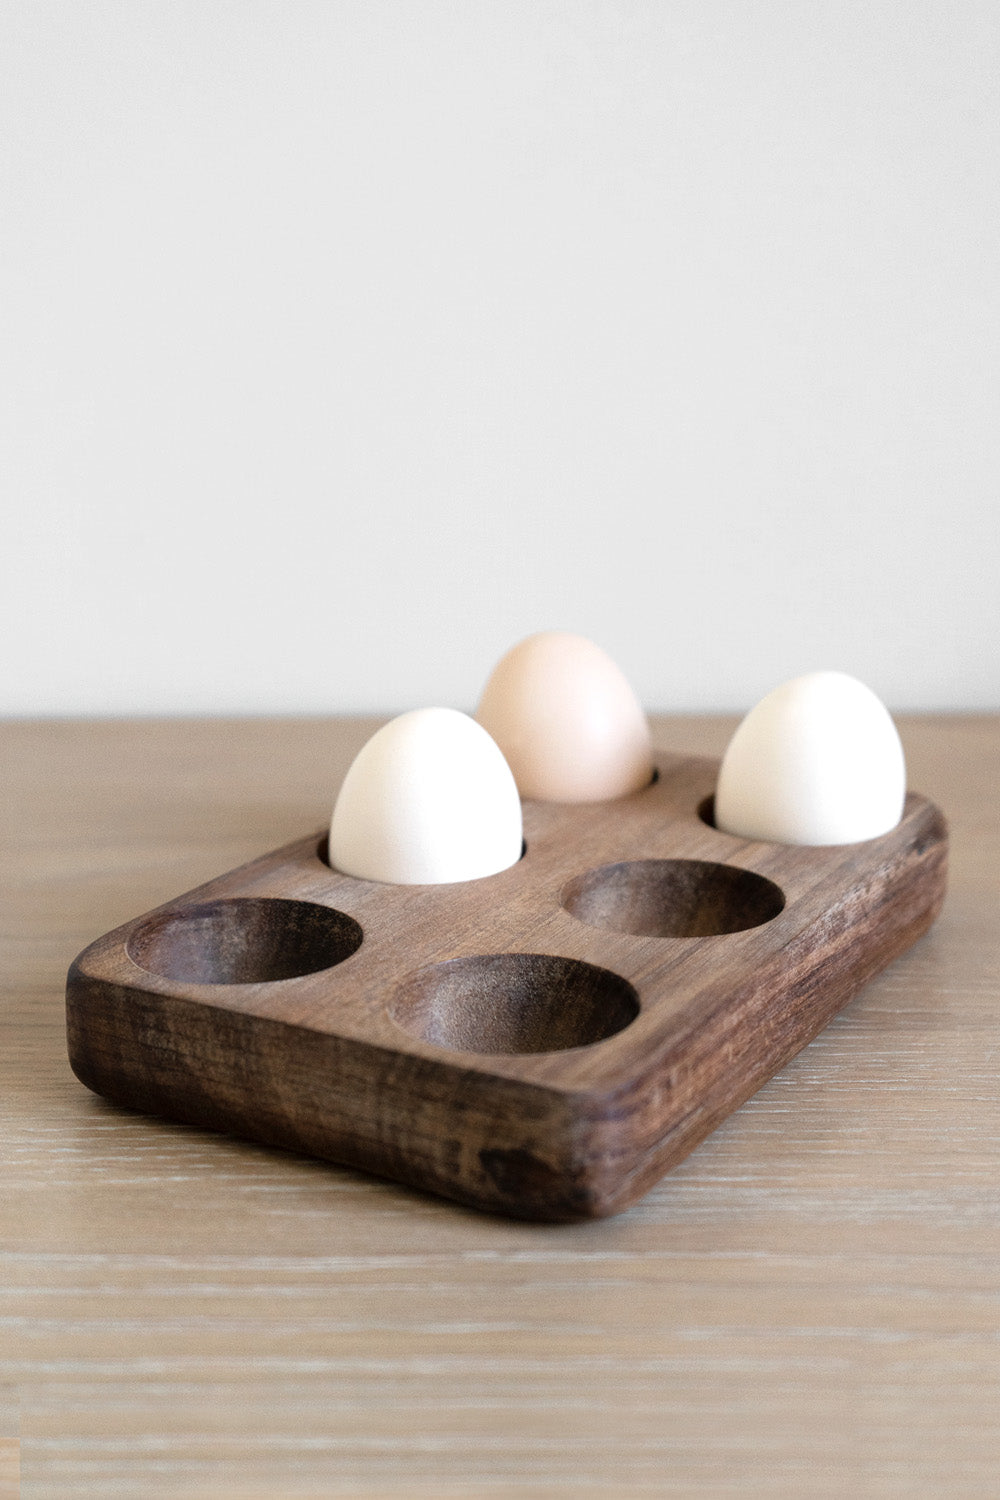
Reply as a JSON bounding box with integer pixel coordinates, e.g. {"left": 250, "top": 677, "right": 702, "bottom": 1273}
{"left": 66, "top": 635, "right": 947, "bottom": 1220}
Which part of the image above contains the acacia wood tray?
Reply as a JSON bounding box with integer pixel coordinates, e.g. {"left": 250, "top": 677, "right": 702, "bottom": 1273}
{"left": 66, "top": 751, "right": 947, "bottom": 1220}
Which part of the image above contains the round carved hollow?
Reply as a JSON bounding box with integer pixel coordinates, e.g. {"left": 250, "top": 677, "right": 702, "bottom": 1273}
{"left": 562, "top": 859, "right": 785, "bottom": 938}
{"left": 127, "top": 898, "right": 363, "bottom": 985}
{"left": 389, "top": 953, "right": 639, "bottom": 1056}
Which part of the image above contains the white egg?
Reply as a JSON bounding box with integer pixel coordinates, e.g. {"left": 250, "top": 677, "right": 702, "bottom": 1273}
{"left": 475, "top": 632, "right": 654, "bottom": 802}
{"left": 714, "top": 672, "right": 906, "bottom": 845}
{"left": 329, "top": 708, "right": 523, "bottom": 884}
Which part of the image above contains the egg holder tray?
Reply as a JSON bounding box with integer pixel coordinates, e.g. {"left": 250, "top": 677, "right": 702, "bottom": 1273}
{"left": 66, "top": 751, "right": 947, "bottom": 1220}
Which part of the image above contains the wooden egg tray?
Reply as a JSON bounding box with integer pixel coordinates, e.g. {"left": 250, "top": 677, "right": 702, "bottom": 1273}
{"left": 66, "top": 751, "right": 947, "bottom": 1221}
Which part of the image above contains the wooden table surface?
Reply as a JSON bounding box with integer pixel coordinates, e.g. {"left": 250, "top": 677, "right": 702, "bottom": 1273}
{"left": 2, "top": 715, "right": 997, "bottom": 1499}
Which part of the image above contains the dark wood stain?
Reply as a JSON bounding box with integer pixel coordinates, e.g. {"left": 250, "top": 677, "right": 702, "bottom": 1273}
{"left": 65, "top": 753, "right": 948, "bottom": 1221}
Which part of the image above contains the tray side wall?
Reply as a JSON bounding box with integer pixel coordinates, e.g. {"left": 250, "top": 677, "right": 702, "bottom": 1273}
{"left": 65, "top": 970, "right": 595, "bottom": 1219}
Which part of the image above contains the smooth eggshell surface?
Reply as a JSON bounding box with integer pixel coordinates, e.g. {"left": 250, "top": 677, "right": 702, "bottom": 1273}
{"left": 475, "top": 632, "right": 654, "bottom": 802}
{"left": 329, "top": 708, "right": 523, "bottom": 884}
{"left": 714, "top": 671, "right": 906, "bottom": 845}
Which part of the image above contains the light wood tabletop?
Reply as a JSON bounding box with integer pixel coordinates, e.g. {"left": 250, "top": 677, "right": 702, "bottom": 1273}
{"left": 2, "top": 715, "right": 998, "bottom": 1498}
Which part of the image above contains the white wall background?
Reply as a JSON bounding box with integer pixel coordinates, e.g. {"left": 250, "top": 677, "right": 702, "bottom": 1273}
{"left": 2, "top": 1, "right": 997, "bottom": 715}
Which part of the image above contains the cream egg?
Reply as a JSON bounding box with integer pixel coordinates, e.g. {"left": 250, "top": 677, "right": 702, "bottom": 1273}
{"left": 329, "top": 708, "right": 523, "bottom": 884}
{"left": 475, "top": 632, "right": 654, "bottom": 802}
{"left": 714, "top": 671, "right": 906, "bottom": 845}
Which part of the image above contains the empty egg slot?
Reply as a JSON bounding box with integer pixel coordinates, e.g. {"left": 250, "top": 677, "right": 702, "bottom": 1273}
{"left": 388, "top": 953, "right": 639, "bottom": 1055}
{"left": 562, "top": 859, "right": 785, "bottom": 938}
{"left": 127, "top": 898, "right": 363, "bottom": 985}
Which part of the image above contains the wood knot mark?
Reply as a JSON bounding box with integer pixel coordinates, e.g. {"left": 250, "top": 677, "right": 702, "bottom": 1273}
{"left": 479, "top": 1147, "right": 563, "bottom": 1199}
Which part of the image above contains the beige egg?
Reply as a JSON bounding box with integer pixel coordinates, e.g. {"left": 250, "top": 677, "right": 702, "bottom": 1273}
{"left": 475, "top": 632, "right": 654, "bottom": 802}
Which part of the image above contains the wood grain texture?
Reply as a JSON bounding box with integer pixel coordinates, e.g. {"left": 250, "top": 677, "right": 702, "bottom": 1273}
{"left": 0, "top": 1387, "right": 18, "bottom": 1500}
{"left": 65, "top": 757, "right": 947, "bottom": 1220}
{"left": 2, "top": 715, "right": 998, "bottom": 1496}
